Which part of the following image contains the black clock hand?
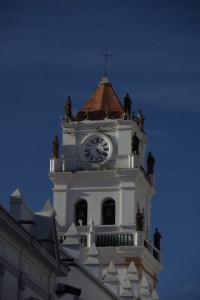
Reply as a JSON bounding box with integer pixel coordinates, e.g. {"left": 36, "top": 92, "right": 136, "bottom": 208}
{"left": 97, "top": 148, "right": 105, "bottom": 160}
{"left": 96, "top": 148, "right": 101, "bottom": 158}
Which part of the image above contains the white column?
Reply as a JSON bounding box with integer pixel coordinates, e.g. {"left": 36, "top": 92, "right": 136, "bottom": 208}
{"left": 50, "top": 159, "right": 55, "bottom": 172}
{"left": 62, "top": 159, "right": 65, "bottom": 171}
{"left": 128, "top": 155, "right": 131, "bottom": 168}
{"left": 134, "top": 231, "right": 144, "bottom": 246}
{"left": 50, "top": 158, "right": 62, "bottom": 172}
{"left": 131, "top": 154, "right": 139, "bottom": 168}
{"left": 87, "top": 217, "right": 96, "bottom": 247}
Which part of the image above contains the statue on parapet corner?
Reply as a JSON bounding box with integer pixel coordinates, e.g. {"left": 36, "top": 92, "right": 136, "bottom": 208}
{"left": 132, "top": 132, "right": 140, "bottom": 154}
{"left": 154, "top": 228, "right": 162, "bottom": 250}
{"left": 132, "top": 111, "right": 136, "bottom": 121}
{"left": 136, "top": 209, "right": 143, "bottom": 231}
{"left": 52, "top": 135, "right": 59, "bottom": 159}
{"left": 64, "top": 96, "right": 72, "bottom": 119}
{"left": 147, "top": 152, "right": 155, "bottom": 174}
{"left": 137, "top": 110, "right": 145, "bottom": 131}
{"left": 123, "top": 93, "right": 132, "bottom": 119}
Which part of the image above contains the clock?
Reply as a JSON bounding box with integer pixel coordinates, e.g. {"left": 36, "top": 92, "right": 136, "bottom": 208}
{"left": 81, "top": 134, "right": 112, "bottom": 163}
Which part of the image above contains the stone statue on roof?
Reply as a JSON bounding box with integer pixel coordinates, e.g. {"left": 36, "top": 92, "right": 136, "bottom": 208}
{"left": 147, "top": 152, "right": 155, "bottom": 174}
{"left": 154, "top": 228, "right": 162, "bottom": 250}
{"left": 132, "top": 132, "right": 140, "bottom": 154}
{"left": 137, "top": 110, "right": 145, "bottom": 131}
{"left": 124, "top": 93, "right": 132, "bottom": 118}
{"left": 136, "top": 209, "right": 143, "bottom": 231}
{"left": 52, "top": 135, "right": 59, "bottom": 159}
{"left": 64, "top": 96, "right": 72, "bottom": 119}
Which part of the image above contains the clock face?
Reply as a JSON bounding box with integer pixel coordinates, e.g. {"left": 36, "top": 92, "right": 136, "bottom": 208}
{"left": 83, "top": 135, "right": 112, "bottom": 162}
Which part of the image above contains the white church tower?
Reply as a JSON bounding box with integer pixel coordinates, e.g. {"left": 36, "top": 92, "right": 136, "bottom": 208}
{"left": 49, "top": 74, "right": 163, "bottom": 298}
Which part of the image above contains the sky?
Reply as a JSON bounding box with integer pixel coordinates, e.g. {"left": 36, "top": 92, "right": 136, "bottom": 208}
{"left": 0, "top": 0, "right": 200, "bottom": 299}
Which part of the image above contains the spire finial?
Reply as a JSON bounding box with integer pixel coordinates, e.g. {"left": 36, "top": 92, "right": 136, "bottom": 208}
{"left": 99, "top": 48, "right": 113, "bottom": 76}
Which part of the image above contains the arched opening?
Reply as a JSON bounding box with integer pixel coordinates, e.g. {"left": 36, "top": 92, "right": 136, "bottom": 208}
{"left": 102, "top": 199, "right": 115, "bottom": 225}
{"left": 75, "top": 200, "right": 87, "bottom": 226}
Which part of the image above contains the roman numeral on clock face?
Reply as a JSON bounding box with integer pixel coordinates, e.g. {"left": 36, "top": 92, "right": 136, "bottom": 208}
{"left": 102, "top": 152, "right": 108, "bottom": 157}
{"left": 84, "top": 136, "right": 110, "bottom": 162}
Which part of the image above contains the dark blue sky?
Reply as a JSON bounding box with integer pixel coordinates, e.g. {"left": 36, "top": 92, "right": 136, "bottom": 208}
{"left": 1, "top": 1, "right": 200, "bottom": 299}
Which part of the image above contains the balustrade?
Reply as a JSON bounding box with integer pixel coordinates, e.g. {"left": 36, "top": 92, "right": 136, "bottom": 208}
{"left": 60, "top": 232, "right": 161, "bottom": 262}
{"left": 50, "top": 157, "right": 147, "bottom": 173}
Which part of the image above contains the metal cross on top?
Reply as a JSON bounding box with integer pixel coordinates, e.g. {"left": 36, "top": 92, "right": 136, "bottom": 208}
{"left": 99, "top": 49, "right": 113, "bottom": 76}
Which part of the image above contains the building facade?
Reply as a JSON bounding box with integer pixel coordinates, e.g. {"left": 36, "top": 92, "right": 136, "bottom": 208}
{"left": 0, "top": 190, "right": 69, "bottom": 300}
{"left": 49, "top": 75, "right": 163, "bottom": 299}
{"left": 1, "top": 189, "right": 116, "bottom": 300}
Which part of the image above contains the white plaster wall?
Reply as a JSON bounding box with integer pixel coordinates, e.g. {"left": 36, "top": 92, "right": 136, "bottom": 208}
{"left": 55, "top": 177, "right": 152, "bottom": 229}
{"left": 61, "top": 119, "right": 147, "bottom": 166}
{"left": 53, "top": 173, "right": 152, "bottom": 229}
{"left": 135, "top": 183, "right": 151, "bottom": 235}
{"left": 58, "top": 266, "right": 117, "bottom": 300}
{"left": 118, "top": 129, "right": 132, "bottom": 155}
{"left": 137, "top": 132, "right": 147, "bottom": 168}
{"left": 0, "top": 232, "right": 20, "bottom": 268}
{"left": 62, "top": 132, "right": 77, "bottom": 157}
{"left": 85, "top": 190, "right": 120, "bottom": 226}
{"left": 0, "top": 226, "right": 60, "bottom": 300}
{"left": 61, "top": 120, "right": 146, "bottom": 159}
{"left": 70, "top": 189, "right": 120, "bottom": 226}
{"left": 53, "top": 188, "right": 68, "bottom": 227}
{"left": 55, "top": 119, "right": 151, "bottom": 233}
{"left": 120, "top": 187, "right": 136, "bottom": 225}
{"left": 23, "top": 286, "right": 43, "bottom": 300}
{"left": 2, "top": 271, "right": 18, "bottom": 300}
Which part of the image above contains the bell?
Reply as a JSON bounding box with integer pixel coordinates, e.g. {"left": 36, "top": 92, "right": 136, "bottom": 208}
{"left": 104, "top": 208, "right": 112, "bottom": 217}
{"left": 78, "top": 209, "right": 85, "bottom": 218}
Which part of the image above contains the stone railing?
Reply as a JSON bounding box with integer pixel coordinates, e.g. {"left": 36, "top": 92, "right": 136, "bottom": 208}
{"left": 50, "top": 156, "right": 140, "bottom": 172}
{"left": 65, "top": 158, "right": 131, "bottom": 172}
{"left": 96, "top": 233, "right": 134, "bottom": 247}
{"left": 50, "top": 157, "right": 153, "bottom": 185}
{"left": 143, "top": 237, "right": 162, "bottom": 263}
{"left": 84, "top": 233, "right": 134, "bottom": 247}
{"left": 80, "top": 233, "right": 161, "bottom": 262}
{"left": 60, "top": 231, "right": 161, "bottom": 263}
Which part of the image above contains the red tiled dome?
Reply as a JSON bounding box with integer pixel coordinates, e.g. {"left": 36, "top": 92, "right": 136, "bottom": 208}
{"left": 76, "top": 76, "right": 124, "bottom": 120}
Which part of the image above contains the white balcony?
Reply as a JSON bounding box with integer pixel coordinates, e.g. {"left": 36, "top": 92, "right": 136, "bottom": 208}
{"left": 60, "top": 231, "right": 162, "bottom": 263}
{"left": 50, "top": 155, "right": 140, "bottom": 172}
{"left": 49, "top": 156, "right": 153, "bottom": 185}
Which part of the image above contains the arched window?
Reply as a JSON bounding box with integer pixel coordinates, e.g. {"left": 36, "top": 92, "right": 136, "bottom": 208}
{"left": 102, "top": 199, "right": 115, "bottom": 225}
{"left": 75, "top": 200, "right": 87, "bottom": 226}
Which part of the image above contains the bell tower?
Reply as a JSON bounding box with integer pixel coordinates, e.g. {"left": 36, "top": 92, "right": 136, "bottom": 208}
{"left": 49, "top": 74, "right": 162, "bottom": 297}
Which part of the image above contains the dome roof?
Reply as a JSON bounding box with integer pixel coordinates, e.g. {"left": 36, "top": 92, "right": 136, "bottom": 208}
{"left": 76, "top": 76, "right": 124, "bottom": 120}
